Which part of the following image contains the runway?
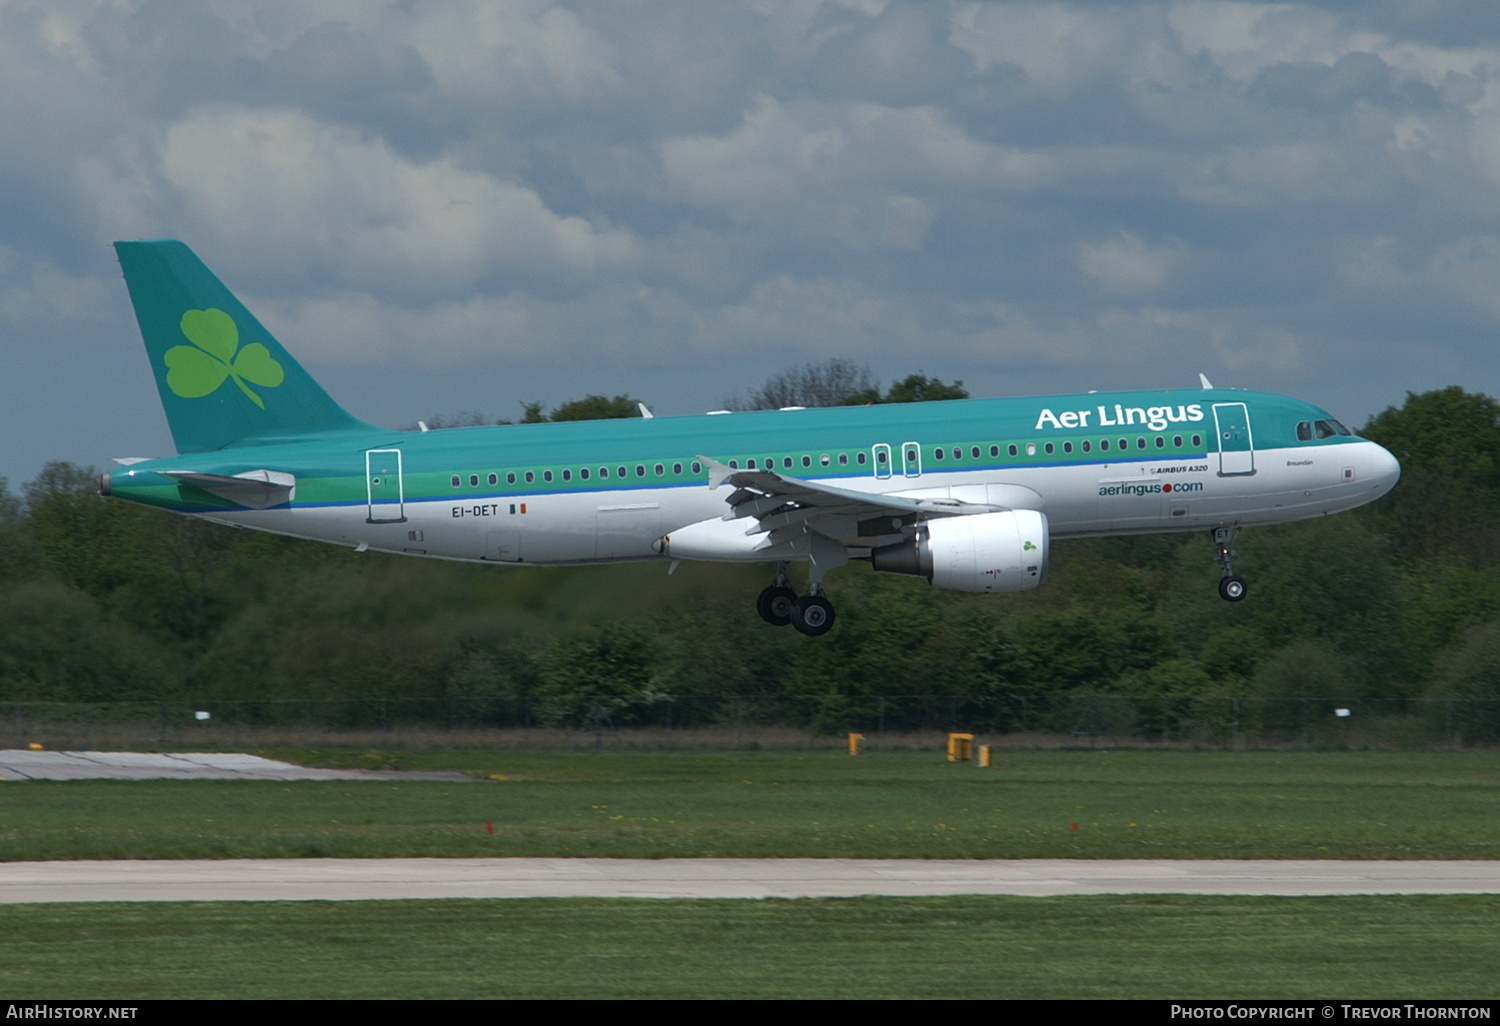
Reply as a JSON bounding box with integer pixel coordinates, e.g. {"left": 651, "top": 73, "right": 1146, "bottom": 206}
{"left": 2, "top": 858, "right": 1497, "bottom": 903}
{"left": 4, "top": 752, "right": 1495, "bottom": 903}
{"left": 0, "top": 750, "right": 472, "bottom": 782}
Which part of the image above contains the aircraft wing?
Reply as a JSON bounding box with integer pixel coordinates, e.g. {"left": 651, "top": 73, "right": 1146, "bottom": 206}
{"left": 699, "top": 456, "right": 1005, "bottom": 551}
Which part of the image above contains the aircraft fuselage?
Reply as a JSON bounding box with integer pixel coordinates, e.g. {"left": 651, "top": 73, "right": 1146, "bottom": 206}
{"left": 104, "top": 388, "right": 1398, "bottom": 566}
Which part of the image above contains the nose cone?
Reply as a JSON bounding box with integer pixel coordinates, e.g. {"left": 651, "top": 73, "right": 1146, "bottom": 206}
{"left": 1366, "top": 441, "right": 1401, "bottom": 499}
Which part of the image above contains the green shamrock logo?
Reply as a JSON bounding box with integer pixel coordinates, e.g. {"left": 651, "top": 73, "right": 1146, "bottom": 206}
{"left": 164, "top": 309, "right": 284, "bottom": 409}
{"left": 1023, "top": 540, "right": 1037, "bottom": 551}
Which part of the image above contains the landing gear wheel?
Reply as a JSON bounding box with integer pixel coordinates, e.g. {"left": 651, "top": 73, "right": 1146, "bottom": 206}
{"left": 791, "top": 594, "right": 836, "bottom": 636}
{"left": 1219, "top": 576, "right": 1248, "bottom": 602}
{"left": 756, "top": 585, "right": 797, "bottom": 627}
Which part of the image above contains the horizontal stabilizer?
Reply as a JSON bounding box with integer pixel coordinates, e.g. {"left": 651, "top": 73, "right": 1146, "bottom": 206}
{"left": 160, "top": 469, "right": 296, "bottom": 509}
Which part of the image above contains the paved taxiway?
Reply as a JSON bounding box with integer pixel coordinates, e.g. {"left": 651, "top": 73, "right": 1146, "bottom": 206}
{"left": 2, "top": 859, "right": 1497, "bottom": 903}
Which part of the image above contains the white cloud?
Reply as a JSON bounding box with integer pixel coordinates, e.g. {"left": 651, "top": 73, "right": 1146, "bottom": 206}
{"left": 661, "top": 95, "right": 1050, "bottom": 226}
{"left": 129, "top": 106, "right": 637, "bottom": 303}
{"left": 1079, "top": 233, "right": 1183, "bottom": 297}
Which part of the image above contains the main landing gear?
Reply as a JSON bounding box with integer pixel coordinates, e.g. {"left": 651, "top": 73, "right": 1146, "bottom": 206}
{"left": 756, "top": 562, "right": 837, "bottom": 636}
{"left": 1212, "top": 526, "right": 1248, "bottom": 602}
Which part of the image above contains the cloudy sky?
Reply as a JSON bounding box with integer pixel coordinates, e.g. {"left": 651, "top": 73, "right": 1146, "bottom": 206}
{"left": 3, "top": 0, "right": 1499, "bottom": 487}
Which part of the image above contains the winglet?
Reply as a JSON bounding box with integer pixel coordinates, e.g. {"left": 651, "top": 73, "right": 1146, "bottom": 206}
{"left": 699, "top": 455, "right": 735, "bottom": 490}
{"left": 638, "top": 403, "right": 654, "bottom": 420}
{"left": 1199, "top": 373, "right": 1214, "bottom": 390}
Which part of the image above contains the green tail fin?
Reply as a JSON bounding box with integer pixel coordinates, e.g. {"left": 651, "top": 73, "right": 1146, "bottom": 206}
{"left": 114, "top": 240, "right": 373, "bottom": 453}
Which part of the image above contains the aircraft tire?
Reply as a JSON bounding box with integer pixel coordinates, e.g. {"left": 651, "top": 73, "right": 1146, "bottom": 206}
{"left": 791, "top": 594, "right": 835, "bottom": 636}
{"left": 1218, "top": 576, "right": 1248, "bottom": 602}
{"left": 757, "top": 585, "right": 797, "bottom": 627}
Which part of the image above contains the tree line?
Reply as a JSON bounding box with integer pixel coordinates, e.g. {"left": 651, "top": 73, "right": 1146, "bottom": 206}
{"left": 3, "top": 378, "right": 1499, "bottom": 733}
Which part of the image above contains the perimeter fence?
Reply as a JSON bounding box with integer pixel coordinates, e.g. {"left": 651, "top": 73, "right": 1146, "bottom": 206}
{"left": 5, "top": 695, "right": 1499, "bottom": 751}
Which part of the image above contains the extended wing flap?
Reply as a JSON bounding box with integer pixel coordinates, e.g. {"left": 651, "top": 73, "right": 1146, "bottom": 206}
{"left": 160, "top": 469, "right": 296, "bottom": 510}
{"left": 696, "top": 456, "right": 1007, "bottom": 546}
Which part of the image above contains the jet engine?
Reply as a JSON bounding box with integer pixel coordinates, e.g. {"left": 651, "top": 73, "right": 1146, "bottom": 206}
{"left": 870, "top": 509, "right": 1049, "bottom": 593}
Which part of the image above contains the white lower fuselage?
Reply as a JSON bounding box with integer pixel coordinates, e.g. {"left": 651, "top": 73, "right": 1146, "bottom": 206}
{"left": 199, "top": 438, "right": 1399, "bottom": 567}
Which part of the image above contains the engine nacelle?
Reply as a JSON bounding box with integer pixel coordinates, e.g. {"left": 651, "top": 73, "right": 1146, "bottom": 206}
{"left": 870, "top": 510, "right": 1049, "bottom": 593}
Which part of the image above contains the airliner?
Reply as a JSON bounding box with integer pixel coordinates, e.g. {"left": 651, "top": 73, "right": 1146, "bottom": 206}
{"left": 99, "top": 240, "right": 1401, "bottom": 635}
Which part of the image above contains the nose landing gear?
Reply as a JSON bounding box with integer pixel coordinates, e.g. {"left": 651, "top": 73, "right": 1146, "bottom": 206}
{"left": 1213, "top": 526, "right": 1248, "bottom": 602}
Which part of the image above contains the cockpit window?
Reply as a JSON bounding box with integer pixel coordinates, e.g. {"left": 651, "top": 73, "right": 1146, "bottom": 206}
{"left": 1297, "top": 421, "right": 1313, "bottom": 442}
{"left": 1315, "top": 419, "right": 1342, "bottom": 439}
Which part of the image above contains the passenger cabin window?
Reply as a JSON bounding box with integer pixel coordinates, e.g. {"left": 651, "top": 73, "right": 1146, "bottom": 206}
{"left": 934, "top": 448, "right": 944, "bottom": 461}
{"left": 488, "top": 473, "right": 498, "bottom": 486}
{"left": 525, "top": 471, "right": 535, "bottom": 484}
{"left": 543, "top": 470, "right": 553, "bottom": 482}
{"left": 1008, "top": 444, "right": 1018, "bottom": 456}
{"left": 507, "top": 472, "right": 516, "bottom": 484}
{"left": 857, "top": 452, "right": 867, "bottom": 464}
{"left": 450, "top": 475, "right": 461, "bottom": 488}
{"left": 562, "top": 469, "right": 571, "bottom": 481}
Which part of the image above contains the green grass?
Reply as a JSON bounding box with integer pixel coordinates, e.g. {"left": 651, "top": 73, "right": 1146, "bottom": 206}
{"left": 1, "top": 895, "right": 1496, "bottom": 999}
{"left": 4, "top": 750, "right": 1498, "bottom": 1000}
{"left": 3, "top": 749, "right": 1499, "bottom": 861}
